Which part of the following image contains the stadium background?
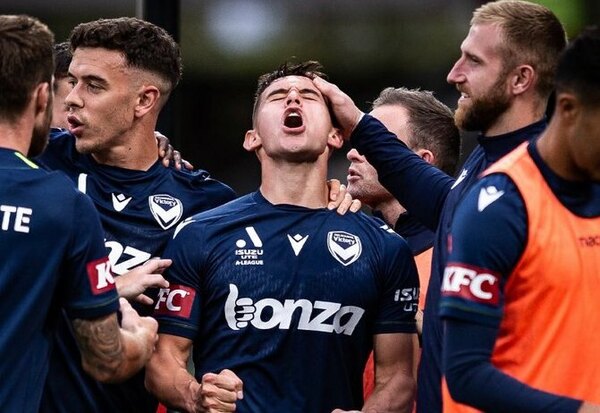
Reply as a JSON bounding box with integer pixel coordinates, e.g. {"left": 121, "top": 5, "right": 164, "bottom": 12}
{"left": 2, "top": 0, "right": 597, "bottom": 195}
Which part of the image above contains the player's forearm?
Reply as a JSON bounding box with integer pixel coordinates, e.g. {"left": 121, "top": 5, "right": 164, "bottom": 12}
{"left": 145, "top": 353, "right": 201, "bottom": 413}
{"left": 73, "top": 314, "right": 124, "bottom": 382}
{"left": 363, "top": 372, "right": 415, "bottom": 413}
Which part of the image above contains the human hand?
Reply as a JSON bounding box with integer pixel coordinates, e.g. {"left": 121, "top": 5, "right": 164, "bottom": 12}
{"left": 115, "top": 258, "right": 171, "bottom": 305}
{"left": 118, "top": 297, "right": 158, "bottom": 361}
{"left": 313, "top": 76, "right": 363, "bottom": 141}
{"left": 332, "top": 409, "right": 361, "bottom": 413}
{"left": 155, "top": 131, "right": 194, "bottom": 170}
{"left": 198, "top": 369, "right": 243, "bottom": 412}
{"left": 327, "top": 178, "right": 361, "bottom": 214}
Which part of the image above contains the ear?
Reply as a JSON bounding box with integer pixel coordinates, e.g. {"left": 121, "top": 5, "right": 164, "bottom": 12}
{"left": 243, "top": 129, "right": 261, "bottom": 152}
{"left": 33, "top": 82, "right": 50, "bottom": 119}
{"left": 134, "top": 85, "right": 160, "bottom": 118}
{"left": 414, "top": 148, "right": 435, "bottom": 165}
{"left": 555, "top": 92, "right": 579, "bottom": 124}
{"left": 510, "top": 64, "right": 535, "bottom": 96}
{"left": 327, "top": 127, "right": 344, "bottom": 150}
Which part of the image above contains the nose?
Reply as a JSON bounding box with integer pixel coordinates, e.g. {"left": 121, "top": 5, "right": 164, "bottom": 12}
{"left": 447, "top": 57, "right": 465, "bottom": 85}
{"left": 64, "top": 82, "right": 83, "bottom": 109}
{"left": 286, "top": 89, "right": 301, "bottom": 106}
{"left": 346, "top": 148, "right": 364, "bottom": 162}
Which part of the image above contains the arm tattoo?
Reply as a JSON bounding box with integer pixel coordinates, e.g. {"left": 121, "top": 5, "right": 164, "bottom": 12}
{"left": 72, "top": 314, "right": 124, "bottom": 380}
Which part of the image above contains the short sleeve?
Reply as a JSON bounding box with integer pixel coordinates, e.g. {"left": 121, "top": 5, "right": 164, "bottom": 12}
{"left": 153, "top": 218, "right": 205, "bottom": 339}
{"left": 62, "top": 191, "right": 119, "bottom": 319}
{"left": 373, "top": 231, "right": 419, "bottom": 334}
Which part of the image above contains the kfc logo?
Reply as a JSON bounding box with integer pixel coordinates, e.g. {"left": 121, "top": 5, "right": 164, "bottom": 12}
{"left": 86, "top": 257, "right": 116, "bottom": 295}
{"left": 441, "top": 263, "right": 500, "bottom": 305}
{"left": 154, "top": 285, "right": 196, "bottom": 318}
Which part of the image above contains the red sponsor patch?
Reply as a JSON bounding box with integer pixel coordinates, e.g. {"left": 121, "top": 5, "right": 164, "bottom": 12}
{"left": 441, "top": 263, "right": 500, "bottom": 305}
{"left": 86, "top": 257, "right": 116, "bottom": 295}
{"left": 154, "top": 285, "right": 196, "bottom": 318}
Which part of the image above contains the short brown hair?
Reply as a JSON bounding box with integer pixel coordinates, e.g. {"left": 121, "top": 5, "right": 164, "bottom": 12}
{"left": 69, "top": 17, "right": 181, "bottom": 95}
{"left": 472, "top": 0, "right": 567, "bottom": 100}
{"left": 372, "top": 87, "right": 460, "bottom": 176}
{"left": 0, "top": 15, "right": 54, "bottom": 121}
{"left": 252, "top": 60, "right": 327, "bottom": 121}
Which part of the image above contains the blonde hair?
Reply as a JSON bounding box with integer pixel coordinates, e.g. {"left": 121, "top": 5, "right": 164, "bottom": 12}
{"left": 472, "top": 0, "right": 567, "bottom": 99}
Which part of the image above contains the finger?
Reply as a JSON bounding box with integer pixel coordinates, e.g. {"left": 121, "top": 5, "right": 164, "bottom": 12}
{"left": 327, "top": 179, "right": 341, "bottom": 201}
{"left": 141, "top": 273, "right": 170, "bottom": 290}
{"left": 182, "top": 159, "right": 194, "bottom": 171}
{"left": 173, "top": 150, "right": 182, "bottom": 170}
{"left": 163, "top": 145, "right": 175, "bottom": 168}
{"left": 143, "top": 258, "right": 172, "bottom": 273}
{"left": 134, "top": 293, "right": 154, "bottom": 306}
{"left": 219, "top": 369, "right": 243, "bottom": 398}
{"left": 349, "top": 199, "right": 362, "bottom": 213}
{"left": 155, "top": 132, "right": 169, "bottom": 156}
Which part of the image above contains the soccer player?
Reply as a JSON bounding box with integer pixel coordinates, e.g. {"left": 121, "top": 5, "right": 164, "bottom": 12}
{"left": 37, "top": 18, "right": 237, "bottom": 413}
{"left": 0, "top": 14, "right": 157, "bottom": 412}
{"left": 347, "top": 87, "right": 459, "bottom": 400}
{"left": 314, "top": 2, "right": 567, "bottom": 411}
{"left": 145, "top": 61, "right": 420, "bottom": 413}
{"left": 440, "top": 26, "right": 600, "bottom": 413}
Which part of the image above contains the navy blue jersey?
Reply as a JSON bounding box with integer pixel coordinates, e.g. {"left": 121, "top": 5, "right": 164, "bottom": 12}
{"left": 155, "top": 191, "right": 419, "bottom": 413}
{"left": 0, "top": 148, "right": 119, "bottom": 413}
{"left": 37, "top": 130, "right": 236, "bottom": 413}
{"left": 350, "top": 114, "right": 546, "bottom": 412}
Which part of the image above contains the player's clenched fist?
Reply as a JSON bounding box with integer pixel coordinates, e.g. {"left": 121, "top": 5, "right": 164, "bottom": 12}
{"left": 198, "top": 369, "right": 243, "bottom": 413}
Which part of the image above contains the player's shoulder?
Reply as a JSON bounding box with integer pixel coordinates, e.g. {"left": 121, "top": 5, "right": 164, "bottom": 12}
{"left": 346, "top": 211, "right": 411, "bottom": 251}
{"left": 169, "top": 166, "right": 236, "bottom": 196}
{"left": 174, "top": 192, "right": 254, "bottom": 231}
{"left": 461, "top": 173, "right": 522, "bottom": 213}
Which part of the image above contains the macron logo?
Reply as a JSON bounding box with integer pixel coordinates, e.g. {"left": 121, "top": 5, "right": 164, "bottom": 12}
{"left": 287, "top": 234, "right": 308, "bottom": 256}
{"left": 477, "top": 186, "right": 505, "bottom": 212}
{"left": 112, "top": 193, "right": 132, "bottom": 212}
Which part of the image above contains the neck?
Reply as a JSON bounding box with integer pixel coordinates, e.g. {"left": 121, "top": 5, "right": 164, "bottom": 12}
{"left": 259, "top": 159, "right": 330, "bottom": 208}
{"left": 372, "top": 198, "right": 405, "bottom": 227}
{"left": 483, "top": 97, "right": 546, "bottom": 137}
{"left": 91, "top": 122, "right": 158, "bottom": 170}
{"left": 0, "top": 116, "right": 34, "bottom": 156}
{"left": 536, "top": 120, "right": 586, "bottom": 181}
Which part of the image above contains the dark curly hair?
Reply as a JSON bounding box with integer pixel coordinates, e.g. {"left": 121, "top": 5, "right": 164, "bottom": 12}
{"left": 69, "top": 17, "right": 181, "bottom": 94}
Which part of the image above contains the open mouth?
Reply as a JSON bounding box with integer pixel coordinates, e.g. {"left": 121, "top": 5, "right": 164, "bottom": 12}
{"left": 67, "top": 115, "right": 84, "bottom": 134}
{"left": 284, "top": 110, "right": 303, "bottom": 129}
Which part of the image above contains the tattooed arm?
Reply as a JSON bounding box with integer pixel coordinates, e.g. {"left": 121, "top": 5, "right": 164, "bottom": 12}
{"left": 72, "top": 298, "right": 158, "bottom": 383}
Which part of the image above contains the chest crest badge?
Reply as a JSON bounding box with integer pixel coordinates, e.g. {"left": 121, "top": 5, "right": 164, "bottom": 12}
{"left": 327, "top": 231, "right": 362, "bottom": 266}
{"left": 148, "top": 194, "right": 183, "bottom": 230}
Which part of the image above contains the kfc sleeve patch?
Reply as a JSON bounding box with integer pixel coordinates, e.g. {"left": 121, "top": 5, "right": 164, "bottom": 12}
{"left": 154, "top": 285, "right": 196, "bottom": 318}
{"left": 86, "top": 257, "right": 116, "bottom": 295}
{"left": 442, "top": 263, "right": 500, "bottom": 305}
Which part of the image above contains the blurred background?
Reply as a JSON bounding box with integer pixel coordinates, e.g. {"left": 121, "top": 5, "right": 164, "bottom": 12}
{"left": 2, "top": 0, "right": 597, "bottom": 195}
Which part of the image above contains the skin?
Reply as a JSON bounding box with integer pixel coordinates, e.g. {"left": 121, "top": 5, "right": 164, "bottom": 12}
{"left": 447, "top": 23, "right": 542, "bottom": 136}
{"left": 52, "top": 76, "right": 72, "bottom": 129}
{"left": 65, "top": 47, "right": 162, "bottom": 170}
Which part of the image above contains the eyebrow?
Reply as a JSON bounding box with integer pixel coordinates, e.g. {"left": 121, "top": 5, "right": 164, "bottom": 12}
{"left": 265, "top": 87, "right": 321, "bottom": 99}
{"left": 68, "top": 73, "right": 109, "bottom": 86}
